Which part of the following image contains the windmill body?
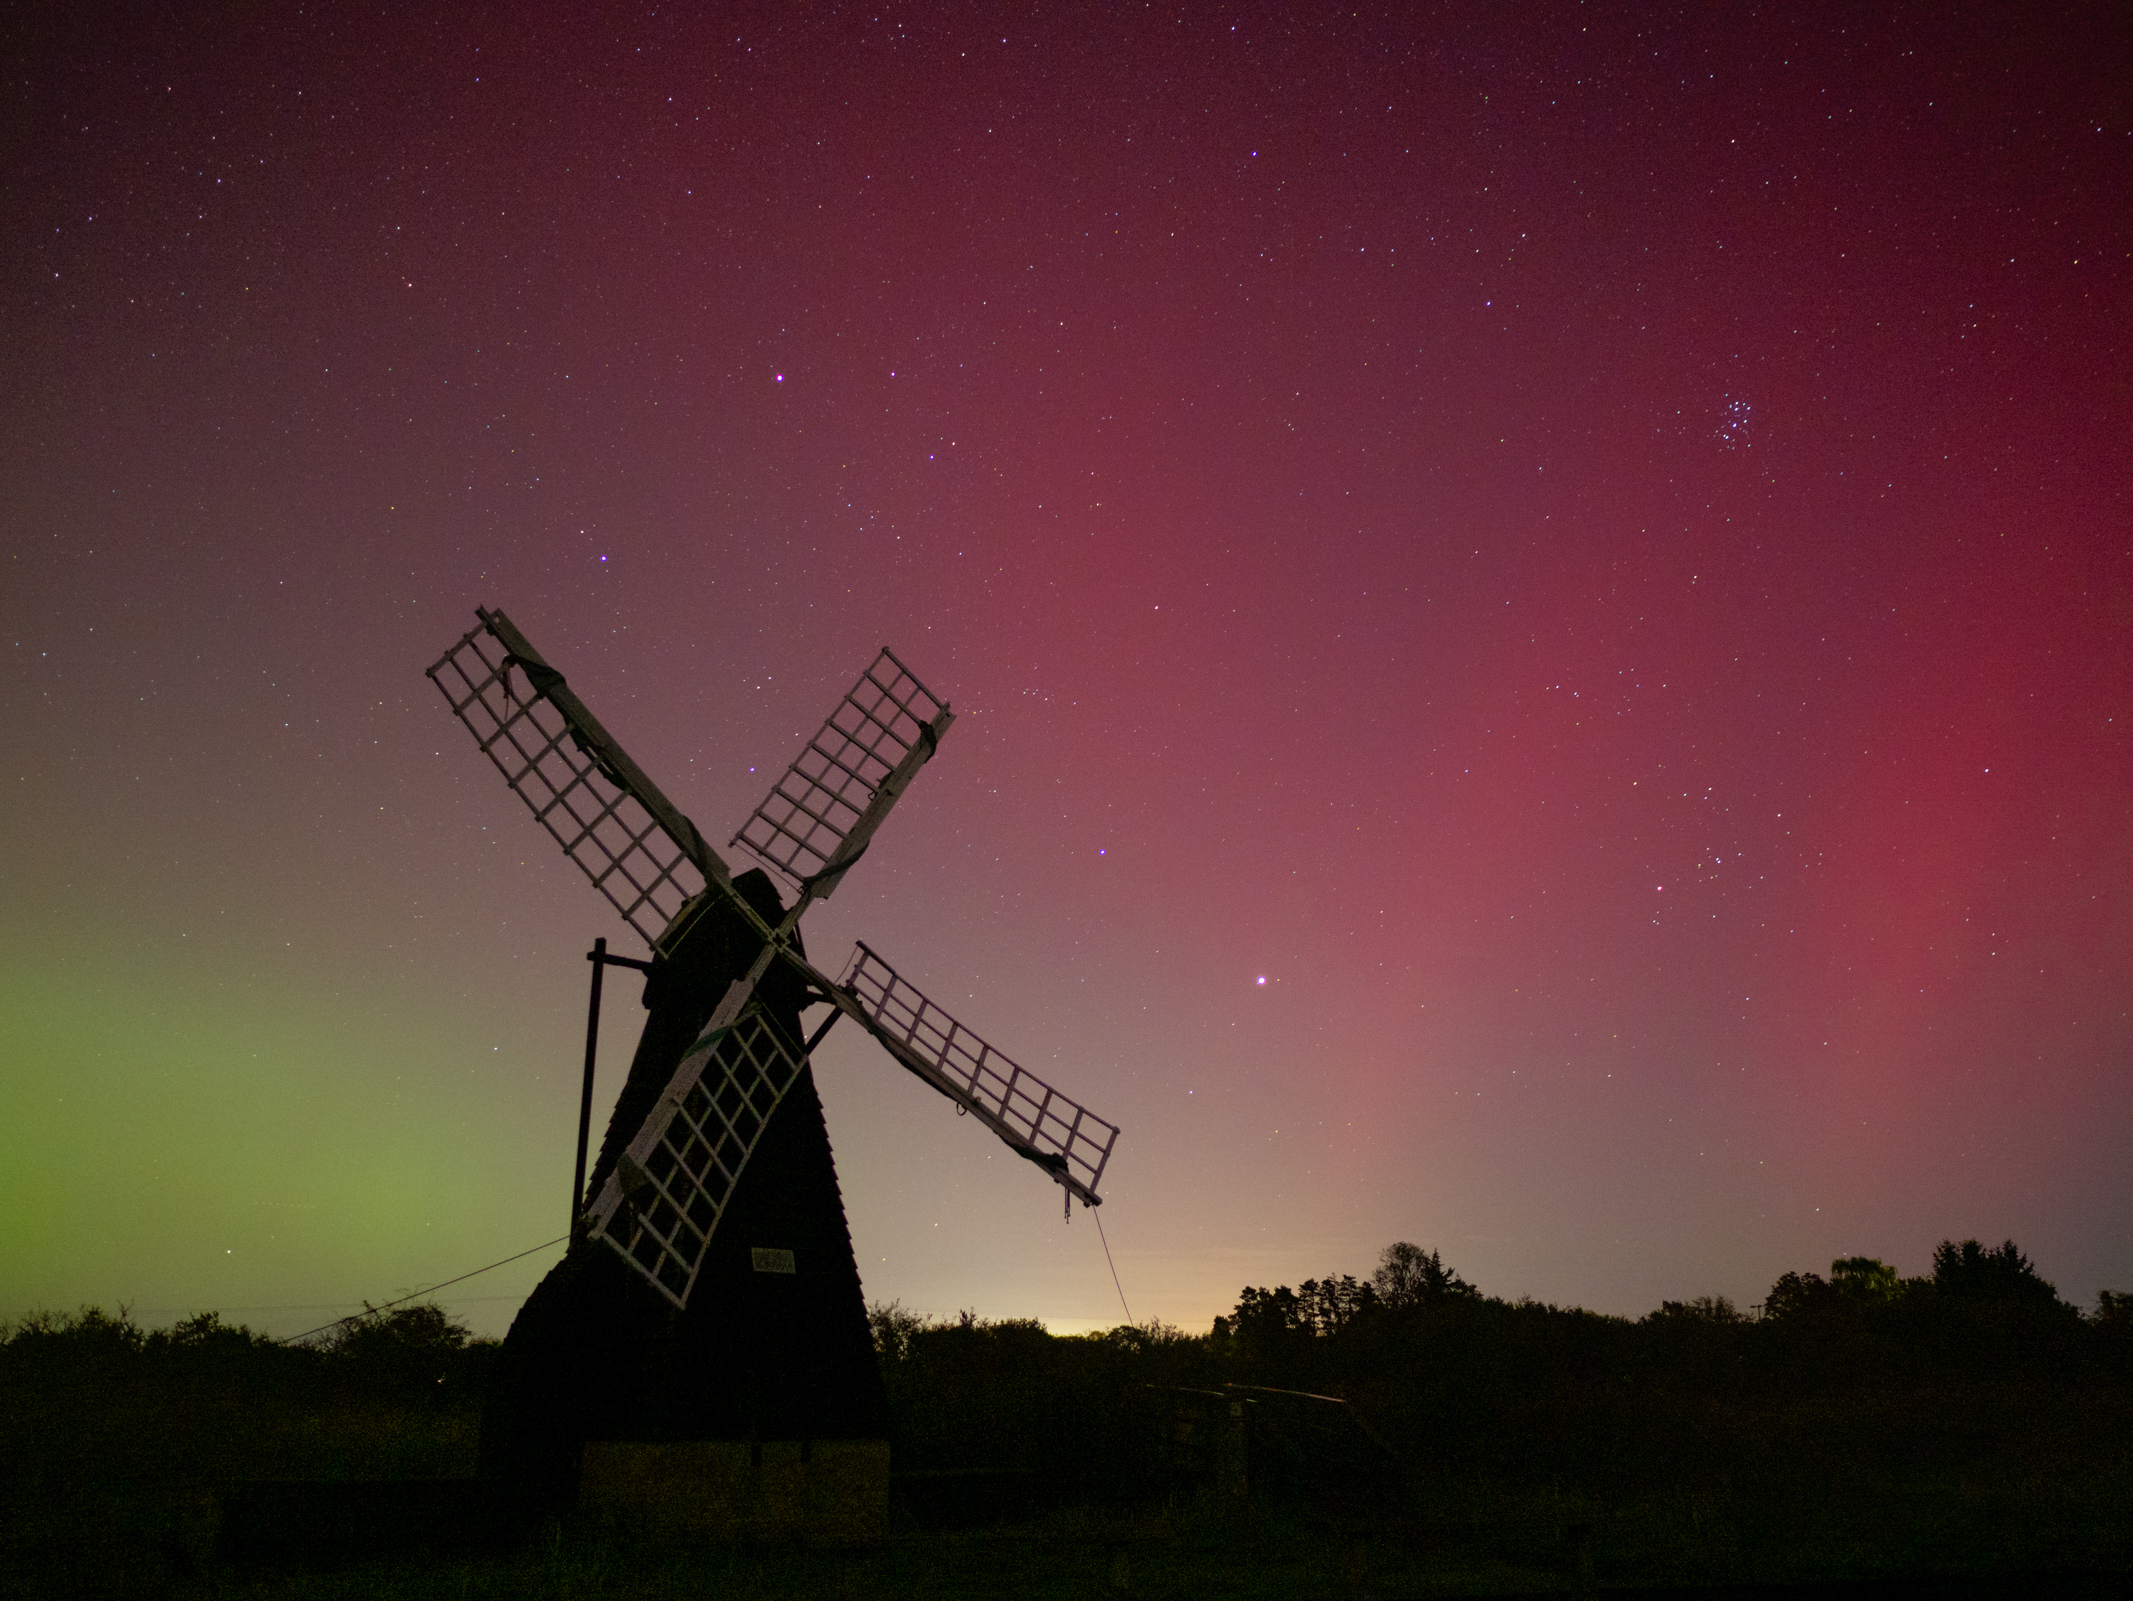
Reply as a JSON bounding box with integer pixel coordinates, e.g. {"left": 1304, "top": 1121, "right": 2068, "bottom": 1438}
{"left": 428, "top": 609, "right": 1118, "bottom": 1509}
{"left": 475, "top": 868, "right": 887, "bottom": 1502}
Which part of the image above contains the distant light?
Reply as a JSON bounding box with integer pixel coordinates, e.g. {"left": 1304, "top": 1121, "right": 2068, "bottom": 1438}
{"left": 775, "top": 373, "right": 784, "bottom": 382}
{"left": 599, "top": 555, "right": 607, "bottom": 562}
{"left": 1256, "top": 976, "right": 1267, "bottom": 986}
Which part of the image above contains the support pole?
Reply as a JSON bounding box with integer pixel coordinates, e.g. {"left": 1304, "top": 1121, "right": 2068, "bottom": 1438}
{"left": 574, "top": 938, "right": 607, "bottom": 1237}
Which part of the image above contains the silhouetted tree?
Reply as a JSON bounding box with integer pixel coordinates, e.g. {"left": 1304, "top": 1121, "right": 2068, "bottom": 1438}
{"left": 1297, "top": 1274, "right": 1380, "bottom": 1335}
{"left": 6, "top": 1305, "right": 145, "bottom": 1357}
{"left": 1644, "top": 1295, "right": 1747, "bottom": 1325}
{"left": 867, "top": 1299, "right": 928, "bottom": 1362}
{"left": 1930, "top": 1239, "right": 2061, "bottom": 1305}
{"left": 1830, "top": 1256, "right": 1903, "bottom": 1302}
{"left": 1760, "top": 1270, "right": 1841, "bottom": 1321}
{"left": 1372, "top": 1243, "right": 1479, "bottom": 1310}
{"left": 323, "top": 1302, "right": 485, "bottom": 1401}
{"left": 1221, "top": 1283, "right": 1305, "bottom": 1349}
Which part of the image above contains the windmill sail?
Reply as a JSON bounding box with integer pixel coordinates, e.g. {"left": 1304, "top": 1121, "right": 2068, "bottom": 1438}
{"left": 830, "top": 943, "right": 1118, "bottom": 1209}
{"left": 428, "top": 608, "right": 753, "bottom": 950}
{"left": 583, "top": 1005, "right": 809, "bottom": 1308}
{"left": 577, "top": 654, "right": 974, "bottom": 1302}
{"left": 732, "top": 647, "right": 954, "bottom": 901}
{"left": 584, "top": 934, "right": 1120, "bottom": 1307}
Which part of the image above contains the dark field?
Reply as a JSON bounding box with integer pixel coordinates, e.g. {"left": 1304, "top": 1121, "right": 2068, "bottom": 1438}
{"left": 5, "top": 1246, "right": 2130, "bottom": 1598}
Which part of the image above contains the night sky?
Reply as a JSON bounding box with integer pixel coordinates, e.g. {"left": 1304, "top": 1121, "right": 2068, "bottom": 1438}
{"left": 6, "top": 5, "right": 2128, "bottom": 1340}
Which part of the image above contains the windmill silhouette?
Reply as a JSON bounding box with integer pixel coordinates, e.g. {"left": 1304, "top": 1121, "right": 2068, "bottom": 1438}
{"left": 427, "top": 608, "right": 1119, "bottom": 1507}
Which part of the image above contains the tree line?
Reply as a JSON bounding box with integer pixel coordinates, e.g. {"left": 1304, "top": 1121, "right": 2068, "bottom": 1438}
{"left": 8, "top": 1236, "right": 2127, "bottom": 1506}
{"left": 862, "top": 1236, "right": 2131, "bottom": 1504}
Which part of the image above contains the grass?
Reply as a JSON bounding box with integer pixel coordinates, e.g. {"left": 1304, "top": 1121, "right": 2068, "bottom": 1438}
{"left": 11, "top": 1446, "right": 2132, "bottom": 1599}
{"left": 8, "top": 1497, "right": 1575, "bottom": 1600}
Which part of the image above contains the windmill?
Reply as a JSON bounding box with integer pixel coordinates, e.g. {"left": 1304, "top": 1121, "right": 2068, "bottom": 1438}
{"left": 426, "top": 608, "right": 1119, "bottom": 1508}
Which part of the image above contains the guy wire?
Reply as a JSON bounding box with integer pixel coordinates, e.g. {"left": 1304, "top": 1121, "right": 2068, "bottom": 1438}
{"left": 1093, "top": 1205, "right": 1134, "bottom": 1327}
{"left": 281, "top": 1235, "right": 569, "bottom": 1346}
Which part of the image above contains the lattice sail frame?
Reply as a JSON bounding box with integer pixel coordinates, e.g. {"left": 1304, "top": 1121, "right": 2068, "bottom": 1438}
{"left": 732, "top": 648, "right": 954, "bottom": 898}
{"left": 584, "top": 1007, "right": 808, "bottom": 1308}
{"left": 428, "top": 611, "right": 711, "bottom": 949}
{"left": 838, "top": 943, "right": 1118, "bottom": 1207}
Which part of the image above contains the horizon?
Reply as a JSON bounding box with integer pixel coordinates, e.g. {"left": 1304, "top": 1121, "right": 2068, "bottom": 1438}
{"left": 11, "top": 1229, "right": 2109, "bottom": 1349}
